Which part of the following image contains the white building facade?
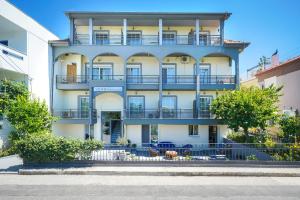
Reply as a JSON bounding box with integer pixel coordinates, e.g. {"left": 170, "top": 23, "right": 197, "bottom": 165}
{"left": 0, "top": 0, "right": 58, "bottom": 147}
{"left": 50, "top": 12, "right": 249, "bottom": 146}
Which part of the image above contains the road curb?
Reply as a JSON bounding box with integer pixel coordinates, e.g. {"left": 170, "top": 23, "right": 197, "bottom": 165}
{"left": 18, "top": 169, "right": 300, "bottom": 177}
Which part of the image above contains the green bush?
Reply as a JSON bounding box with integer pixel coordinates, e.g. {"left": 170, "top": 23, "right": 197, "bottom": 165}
{"left": 14, "top": 133, "right": 103, "bottom": 163}
{"left": 227, "top": 132, "right": 247, "bottom": 143}
{"left": 246, "top": 155, "right": 258, "bottom": 160}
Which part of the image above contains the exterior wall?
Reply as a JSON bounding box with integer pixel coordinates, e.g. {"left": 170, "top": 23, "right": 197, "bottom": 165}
{"left": 276, "top": 70, "right": 300, "bottom": 111}
{"left": 53, "top": 124, "right": 86, "bottom": 139}
{"left": 127, "top": 56, "right": 159, "bottom": 75}
{"left": 126, "top": 125, "right": 142, "bottom": 145}
{"left": 162, "top": 91, "right": 195, "bottom": 109}
{"left": 125, "top": 124, "right": 228, "bottom": 146}
{"left": 241, "top": 77, "right": 259, "bottom": 88}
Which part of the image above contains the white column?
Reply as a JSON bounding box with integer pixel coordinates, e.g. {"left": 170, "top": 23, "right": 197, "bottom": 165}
{"left": 69, "top": 18, "right": 74, "bottom": 44}
{"left": 123, "top": 18, "right": 127, "bottom": 45}
{"left": 159, "top": 19, "right": 163, "bottom": 46}
{"left": 195, "top": 60, "right": 200, "bottom": 118}
{"left": 89, "top": 18, "right": 93, "bottom": 45}
{"left": 235, "top": 57, "right": 240, "bottom": 89}
{"left": 195, "top": 19, "right": 200, "bottom": 46}
{"left": 220, "top": 19, "right": 224, "bottom": 45}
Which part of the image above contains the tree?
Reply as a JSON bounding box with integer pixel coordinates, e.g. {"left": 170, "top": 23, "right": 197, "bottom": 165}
{"left": 279, "top": 115, "right": 300, "bottom": 143}
{"left": 0, "top": 80, "right": 29, "bottom": 115}
{"left": 211, "top": 86, "right": 281, "bottom": 142}
{"left": 6, "top": 96, "right": 54, "bottom": 138}
{"left": 0, "top": 80, "right": 54, "bottom": 140}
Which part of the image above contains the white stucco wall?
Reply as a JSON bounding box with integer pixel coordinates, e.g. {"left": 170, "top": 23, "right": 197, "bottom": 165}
{"left": 52, "top": 124, "right": 86, "bottom": 139}
{"left": 125, "top": 124, "right": 229, "bottom": 146}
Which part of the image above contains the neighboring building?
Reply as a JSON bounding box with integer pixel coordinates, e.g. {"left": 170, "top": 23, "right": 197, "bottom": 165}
{"left": 50, "top": 12, "right": 249, "bottom": 146}
{"left": 0, "top": 0, "right": 58, "bottom": 147}
{"left": 256, "top": 55, "right": 300, "bottom": 116}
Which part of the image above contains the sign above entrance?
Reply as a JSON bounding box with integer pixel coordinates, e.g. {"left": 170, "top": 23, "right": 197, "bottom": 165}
{"left": 93, "top": 87, "right": 123, "bottom": 92}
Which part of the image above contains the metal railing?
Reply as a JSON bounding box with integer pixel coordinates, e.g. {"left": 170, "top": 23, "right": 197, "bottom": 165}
{"left": 78, "top": 143, "right": 300, "bottom": 162}
{"left": 73, "top": 33, "right": 222, "bottom": 46}
{"left": 125, "top": 109, "right": 160, "bottom": 119}
{"left": 91, "top": 75, "right": 124, "bottom": 81}
{"left": 200, "top": 75, "right": 236, "bottom": 84}
{"left": 126, "top": 75, "right": 159, "bottom": 84}
{"left": 94, "top": 34, "right": 123, "bottom": 45}
{"left": 56, "top": 75, "right": 88, "bottom": 84}
{"left": 74, "top": 34, "right": 89, "bottom": 45}
{"left": 162, "top": 109, "right": 195, "bottom": 119}
{"left": 125, "top": 109, "right": 212, "bottom": 119}
{"left": 53, "top": 109, "right": 97, "bottom": 120}
{"left": 162, "top": 75, "right": 196, "bottom": 84}
{"left": 56, "top": 74, "right": 236, "bottom": 85}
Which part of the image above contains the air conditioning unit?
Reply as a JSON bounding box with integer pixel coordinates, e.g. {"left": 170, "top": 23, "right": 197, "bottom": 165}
{"left": 180, "top": 56, "right": 190, "bottom": 64}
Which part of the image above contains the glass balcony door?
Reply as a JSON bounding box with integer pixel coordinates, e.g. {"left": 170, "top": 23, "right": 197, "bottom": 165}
{"left": 199, "top": 96, "right": 212, "bottom": 118}
{"left": 90, "top": 64, "right": 113, "bottom": 80}
{"left": 127, "top": 31, "right": 142, "bottom": 45}
{"left": 128, "top": 96, "right": 145, "bottom": 118}
{"left": 79, "top": 96, "right": 89, "bottom": 118}
{"left": 195, "top": 64, "right": 210, "bottom": 84}
{"left": 162, "top": 31, "right": 176, "bottom": 45}
{"left": 162, "top": 96, "right": 177, "bottom": 118}
{"left": 127, "top": 64, "right": 141, "bottom": 83}
{"left": 162, "top": 64, "right": 176, "bottom": 84}
{"left": 94, "top": 31, "right": 109, "bottom": 45}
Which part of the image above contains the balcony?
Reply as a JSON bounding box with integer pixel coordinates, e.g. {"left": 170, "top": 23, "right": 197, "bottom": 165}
{"left": 56, "top": 75, "right": 89, "bottom": 90}
{"left": 73, "top": 33, "right": 221, "bottom": 46}
{"left": 0, "top": 43, "right": 28, "bottom": 74}
{"left": 90, "top": 75, "right": 125, "bottom": 88}
{"left": 200, "top": 75, "right": 236, "bottom": 90}
{"left": 162, "top": 75, "right": 196, "bottom": 90}
{"left": 124, "top": 109, "right": 221, "bottom": 125}
{"left": 53, "top": 109, "right": 97, "bottom": 124}
{"left": 56, "top": 74, "right": 236, "bottom": 90}
{"left": 126, "top": 75, "right": 159, "bottom": 90}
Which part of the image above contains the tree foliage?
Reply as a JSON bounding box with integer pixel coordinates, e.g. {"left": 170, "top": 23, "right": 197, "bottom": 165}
{"left": 279, "top": 115, "right": 300, "bottom": 143}
{"left": 0, "top": 80, "right": 29, "bottom": 114}
{"left": 0, "top": 80, "right": 54, "bottom": 139}
{"left": 211, "top": 86, "right": 281, "bottom": 141}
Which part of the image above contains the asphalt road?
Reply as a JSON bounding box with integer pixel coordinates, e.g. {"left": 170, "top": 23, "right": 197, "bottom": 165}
{"left": 0, "top": 175, "right": 300, "bottom": 200}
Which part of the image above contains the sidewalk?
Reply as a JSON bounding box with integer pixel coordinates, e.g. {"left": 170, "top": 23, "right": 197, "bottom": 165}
{"left": 19, "top": 166, "right": 300, "bottom": 177}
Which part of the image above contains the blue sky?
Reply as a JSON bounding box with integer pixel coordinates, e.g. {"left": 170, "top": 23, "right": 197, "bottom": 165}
{"left": 9, "top": 0, "right": 300, "bottom": 76}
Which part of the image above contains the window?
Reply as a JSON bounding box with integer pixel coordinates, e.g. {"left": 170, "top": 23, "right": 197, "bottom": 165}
{"left": 128, "top": 96, "right": 145, "bottom": 118}
{"left": 199, "top": 31, "right": 209, "bottom": 46}
{"left": 94, "top": 31, "right": 109, "bottom": 45}
{"left": 162, "top": 64, "right": 176, "bottom": 84}
{"left": 162, "top": 31, "right": 176, "bottom": 45}
{"left": 188, "top": 125, "right": 199, "bottom": 136}
{"left": 126, "top": 64, "right": 141, "bottom": 83}
{"left": 199, "top": 96, "right": 212, "bottom": 118}
{"left": 162, "top": 96, "right": 177, "bottom": 118}
{"left": 127, "top": 31, "right": 141, "bottom": 45}
{"left": 195, "top": 64, "right": 211, "bottom": 83}
{"left": 79, "top": 96, "right": 89, "bottom": 118}
{"left": 87, "top": 64, "right": 112, "bottom": 80}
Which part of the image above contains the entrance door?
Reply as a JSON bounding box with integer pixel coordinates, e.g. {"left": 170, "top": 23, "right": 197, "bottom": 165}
{"left": 142, "top": 125, "right": 150, "bottom": 145}
{"left": 67, "top": 64, "right": 77, "bottom": 82}
{"left": 209, "top": 126, "right": 218, "bottom": 145}
{"left": 162, "top": 64, "right": 176, "bottom": 84}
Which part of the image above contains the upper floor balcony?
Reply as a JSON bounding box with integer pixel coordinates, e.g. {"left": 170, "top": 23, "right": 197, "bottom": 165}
{"left": 68, "top": 12, "right": 228, "bottom": 47}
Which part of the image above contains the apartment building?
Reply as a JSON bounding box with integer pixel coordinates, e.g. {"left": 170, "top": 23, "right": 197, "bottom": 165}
{"left": 256, "top": 55, "right": 300, "bottom": 116}
{"left": 50, "top": 12, "right": 249, "bottom": 146}
{"left": 0, "top": 0, "right": 58, "bottom": 147}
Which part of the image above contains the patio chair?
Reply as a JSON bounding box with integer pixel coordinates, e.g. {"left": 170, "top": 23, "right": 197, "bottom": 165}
{"left": 148, "top": 148, "right": 159, "bottom": 157}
